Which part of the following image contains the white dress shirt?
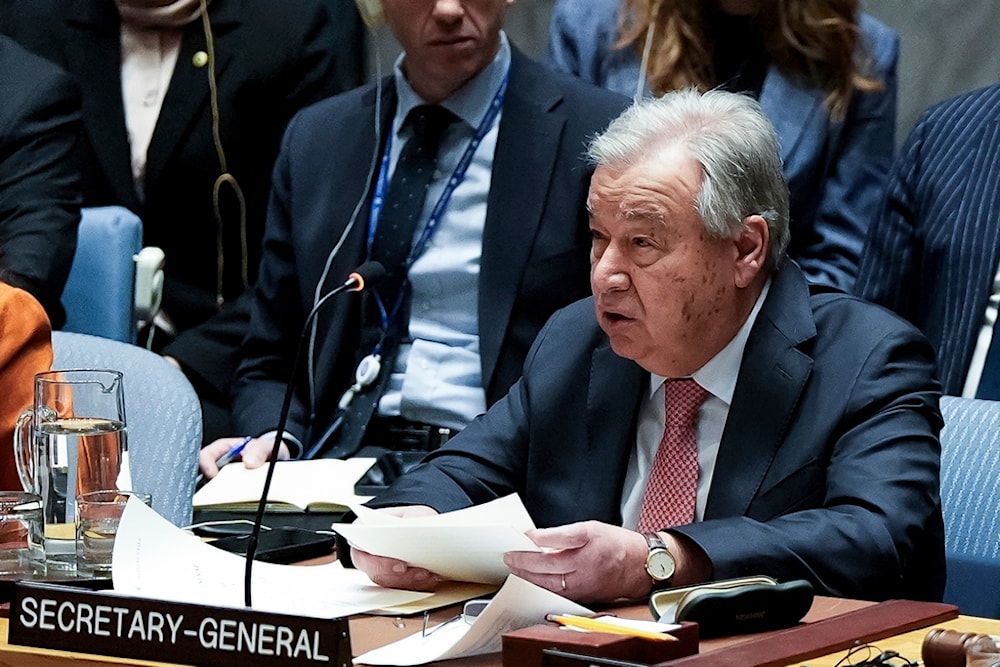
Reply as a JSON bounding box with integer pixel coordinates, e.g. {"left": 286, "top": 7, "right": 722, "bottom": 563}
{"left": 120, "top": 24, "right": 181, "bottom": 201}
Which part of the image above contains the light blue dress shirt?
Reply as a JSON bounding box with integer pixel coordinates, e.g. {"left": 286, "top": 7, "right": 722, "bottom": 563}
{"left": 375, "top": 34, "right": 512, "bottom": 430}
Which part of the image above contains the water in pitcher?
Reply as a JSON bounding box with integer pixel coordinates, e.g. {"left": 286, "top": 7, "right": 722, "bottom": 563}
{"left": 37, "top": 417, "right": 124, "bottom": 570}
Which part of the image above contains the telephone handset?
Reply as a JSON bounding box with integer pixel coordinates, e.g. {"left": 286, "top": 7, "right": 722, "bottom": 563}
{"left": 355, "top": 0, "right": 384, "bottom": 29}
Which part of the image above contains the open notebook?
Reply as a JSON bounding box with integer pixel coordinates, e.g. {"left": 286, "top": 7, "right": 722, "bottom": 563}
{"left": 192, "top": 457, "right": 376, "bottom": 513}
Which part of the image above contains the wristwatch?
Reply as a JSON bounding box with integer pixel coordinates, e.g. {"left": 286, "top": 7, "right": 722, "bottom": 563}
{"left": 644, "top": 532, "right": 676, "bottom": 588}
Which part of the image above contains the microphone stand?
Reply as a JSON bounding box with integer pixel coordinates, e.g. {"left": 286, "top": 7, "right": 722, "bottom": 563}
{"left": 243, "top": 261, "right": 384, "bottom": 607}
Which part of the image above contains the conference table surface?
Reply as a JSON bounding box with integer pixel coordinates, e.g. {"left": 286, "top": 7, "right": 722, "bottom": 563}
{"left": 1, "top": 594, "right": 998, "bottom": 667}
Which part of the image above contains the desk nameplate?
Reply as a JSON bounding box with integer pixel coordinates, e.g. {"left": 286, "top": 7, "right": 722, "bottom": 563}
{"left": 8, "top": 581, "right": 351, "bottom": 667}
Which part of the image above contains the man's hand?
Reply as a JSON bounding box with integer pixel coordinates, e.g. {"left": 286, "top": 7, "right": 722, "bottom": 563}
{"left": 503, "top": 521, "right": 650, "bottom": 603}
{"left": 349, "top": 505, "right": 443, "bottom": 590}
{"left": 198, "top": 436, "right": 290, "bottom": 479}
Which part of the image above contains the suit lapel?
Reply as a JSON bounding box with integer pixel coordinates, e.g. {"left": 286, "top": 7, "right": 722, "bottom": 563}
{"left": 349, "top": 82, "right": 396, "bottom": 237}
{"left": 705, "top": 264, "right": 815, "bottom": 518}
{"left": 314, "top": 81, "right": 395, "bottom": 412}
{"left": 584, "top": 342, "right": 646, "bottom": 523}
{"left": 759, "top": 67, "right": 825, "bottom": 171}
{"left": 478, "top": 50, "right": 565, "bottom": 389}
{"left": 64, "top": 2, "right": 138, "bottom": 209}
{"left": 145, "top": 6, "right": 239, "bottom": 186}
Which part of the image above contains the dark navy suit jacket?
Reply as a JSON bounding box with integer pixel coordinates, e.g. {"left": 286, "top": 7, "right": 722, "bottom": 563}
{"left": 231, "top": 48, "right": 630, "bottom": 448}
{"left": 0, "top": 33, "right": 80, "bottom": 326}
{"left": 856, "top": 84, "right": 1000, "bottom": 396}
{"left": 373, "top": 262, "right": 946, "bottom": 602}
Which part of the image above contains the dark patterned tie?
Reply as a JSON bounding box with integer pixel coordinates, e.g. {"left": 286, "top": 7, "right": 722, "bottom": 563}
{"left": 371, "top": 104, "right": 457, "bottom": 314}
{"left": 318, "top": 105, "right": 457, "bottom": 460}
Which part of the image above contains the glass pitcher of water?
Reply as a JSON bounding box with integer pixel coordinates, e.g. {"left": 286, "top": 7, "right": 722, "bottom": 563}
{"left": 14, "top": 369, "right": 129, "bottom": 571}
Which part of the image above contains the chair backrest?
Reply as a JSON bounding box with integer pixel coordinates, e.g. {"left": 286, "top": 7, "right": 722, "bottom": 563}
{"left": 61, "top": 206, "right": 142, "bottom": 343}
{"left": 939, "top": 395, "right": 1000, "bottom": 618}
{"left": 51, "top": 331, "right": 201, "bottom": 527}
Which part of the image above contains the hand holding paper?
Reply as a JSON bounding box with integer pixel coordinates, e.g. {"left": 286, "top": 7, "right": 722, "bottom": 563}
{"left": 335, "top": 495, "right": 540, "bottom": 586}
{"left": 505, "top": 520, "right": 654, "bottom": 602}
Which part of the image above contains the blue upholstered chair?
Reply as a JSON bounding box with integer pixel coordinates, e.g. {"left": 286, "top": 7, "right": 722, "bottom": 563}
{"left": 51, "top": 331, "right": 201, "bottom": 527}
{"left": 938, "top": 395, "right": 1000, "bottom": 618}
{"left": 61, "top": 206, "right": 163, "bottom": 343}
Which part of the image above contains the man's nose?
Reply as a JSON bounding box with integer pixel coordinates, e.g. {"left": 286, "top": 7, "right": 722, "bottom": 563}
{"left": 591, "top": 246, "right": 630, "bottom": 292}
{"left": 432, "top": 0, "right": 465, "bottom": 20}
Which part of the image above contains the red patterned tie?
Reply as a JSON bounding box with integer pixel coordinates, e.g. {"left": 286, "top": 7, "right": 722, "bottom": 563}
{"left": 637, "top": 378, "right": 710, "bottom": 532}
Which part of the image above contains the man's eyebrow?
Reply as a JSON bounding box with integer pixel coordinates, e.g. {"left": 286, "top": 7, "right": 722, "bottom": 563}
{"left": 621, "top": 205, "right": 665, "bottom": 224}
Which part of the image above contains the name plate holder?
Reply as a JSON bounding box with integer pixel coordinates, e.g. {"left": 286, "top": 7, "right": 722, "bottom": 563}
{"left": 8, "top": 581, "right": 352, "bottom": 667}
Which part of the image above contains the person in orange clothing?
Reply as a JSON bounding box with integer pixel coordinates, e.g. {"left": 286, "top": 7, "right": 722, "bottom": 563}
{"left": 0, "top": 281, "right": 53, "bottom": 490}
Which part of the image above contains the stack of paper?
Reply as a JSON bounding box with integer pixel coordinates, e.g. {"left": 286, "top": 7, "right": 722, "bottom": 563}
{"left": 356, "top": 575, "right": 593, "bottom": 666}
{"left": 112, "top": 497, "right": 429, "bottom": 618}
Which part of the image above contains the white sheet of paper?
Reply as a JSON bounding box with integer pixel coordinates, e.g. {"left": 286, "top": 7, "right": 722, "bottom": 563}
{"left": 336, "top": 495, "right": 541, "bottom": 585}
{"left": 112, "top": 497, "right": 429, "bottom": 618}
{"left": 354, "top": 575, "right": 593, "bottom": 666}
{"left": 350, "top": 494, "right": 535, "bottom": 529}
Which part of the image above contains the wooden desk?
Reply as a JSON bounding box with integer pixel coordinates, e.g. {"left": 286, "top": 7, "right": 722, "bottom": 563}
{"left": 801, "top": 615, "right": 1000, "bottom": 667}
{"left": 0, "top": 598, "right": 993, "bottom": 667}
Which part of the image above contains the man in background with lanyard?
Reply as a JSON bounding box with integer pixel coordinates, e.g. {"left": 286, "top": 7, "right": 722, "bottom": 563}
{"left": 199, "top": 0, "right": 628, "bottom": 478}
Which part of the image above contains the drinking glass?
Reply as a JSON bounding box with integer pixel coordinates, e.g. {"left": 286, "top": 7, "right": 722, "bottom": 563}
{"left": 75, "top": 490, "right": 151, "bottom": 577}
{"left": 0, "top": 491, "right": 46, "bottom": 578}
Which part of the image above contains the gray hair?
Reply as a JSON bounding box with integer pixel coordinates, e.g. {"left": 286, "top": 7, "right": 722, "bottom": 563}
{"left": 587, "top": 88, "right": 790, "bottom": 270}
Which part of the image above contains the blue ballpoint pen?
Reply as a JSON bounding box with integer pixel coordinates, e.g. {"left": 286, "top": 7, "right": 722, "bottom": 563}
{"left": 214, "top": 435, "right": 253, "bottom": 470}
{"left": 195, "top": 435, "right": 253, "bottom": 489}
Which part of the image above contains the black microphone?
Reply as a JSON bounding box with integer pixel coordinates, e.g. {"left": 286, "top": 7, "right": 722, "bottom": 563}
{"left": 243, "top": 260, "right": 385, "bottom": 607}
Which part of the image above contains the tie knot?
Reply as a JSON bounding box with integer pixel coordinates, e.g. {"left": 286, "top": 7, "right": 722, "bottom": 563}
{"left": 407, "top": 105, "right": 456, "bottom": 145}
{"left": 664, "top": 379, "right": 709, "bottom": 428}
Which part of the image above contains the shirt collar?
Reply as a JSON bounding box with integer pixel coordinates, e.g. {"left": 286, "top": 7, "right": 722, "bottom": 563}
{"left": 392, "top": 31, "right": 511, "bottom": 134}
{"left": 649, "top": 278, "right": 772, "bottom": 405}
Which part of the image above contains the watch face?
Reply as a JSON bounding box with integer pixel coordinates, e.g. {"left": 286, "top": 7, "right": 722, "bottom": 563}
{"left": 647, "top": 550, "right": 675, "bottom": 580}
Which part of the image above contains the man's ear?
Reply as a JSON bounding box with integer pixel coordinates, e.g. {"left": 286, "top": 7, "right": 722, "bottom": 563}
{"left": 733, "top": 214, "right": 769, "bottom": 288}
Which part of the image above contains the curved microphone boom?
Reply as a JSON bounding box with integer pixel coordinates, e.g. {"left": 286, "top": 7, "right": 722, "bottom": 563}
{"left": 244, "top": 260, "right": 385, "bottom": 607}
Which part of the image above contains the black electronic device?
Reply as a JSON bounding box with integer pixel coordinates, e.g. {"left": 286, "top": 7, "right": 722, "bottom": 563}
{"left": 649, "top": 575, "right": 814, "bottom": 638}
{"left": 211, "top": 527, "right": 336, "bottom": 564}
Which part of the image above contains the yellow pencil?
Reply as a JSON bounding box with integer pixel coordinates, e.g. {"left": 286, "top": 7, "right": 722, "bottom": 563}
{"left": 545, "top": 614, "right": 678, "bottom": 642}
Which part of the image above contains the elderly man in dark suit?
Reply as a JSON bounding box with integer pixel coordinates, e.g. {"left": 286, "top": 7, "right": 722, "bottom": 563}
{"left": 856, "top": 84, "right": 1000, "bottom": 401}
{"left": 198, "top": 0, "right": 629, "bottom": 475}
{"left": 351, "top": 89, "right": 945, "bottom": 605}
{"left": 0, "top": 33, "right": 80, "bottom": 326}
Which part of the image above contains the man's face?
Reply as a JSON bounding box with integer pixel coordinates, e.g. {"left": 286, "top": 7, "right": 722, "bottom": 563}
{"left": 381, "top": 0, "right": 511, "bottom": 101}
{"left": 588, "top": 147, "right": 761, "bottom": 377}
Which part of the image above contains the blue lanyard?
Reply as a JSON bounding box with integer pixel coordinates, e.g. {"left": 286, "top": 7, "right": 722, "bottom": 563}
{"left": 366, "top": 72, "right": 509, "bottom": 342}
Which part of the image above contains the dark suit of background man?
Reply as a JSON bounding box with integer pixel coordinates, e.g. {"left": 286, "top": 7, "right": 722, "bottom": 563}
{"left": 199, "top": 0, "right": 629, "bottom": 476}
{"left": 0, "top": 0, "right": 351, "bottom": 442}
{"left": 855, "top": 84, "right": 1000, "bottom": 400}
{"left": 352, "top": 89, "right": 945, "bottom": 605}
{"left": 0, "top": 33, "right": 80, "bottom": 326}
